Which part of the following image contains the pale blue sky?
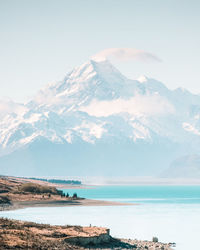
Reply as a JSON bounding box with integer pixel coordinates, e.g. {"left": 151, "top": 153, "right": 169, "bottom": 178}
{"left": 0, "top": 0, "right": 200, "bottom": 102}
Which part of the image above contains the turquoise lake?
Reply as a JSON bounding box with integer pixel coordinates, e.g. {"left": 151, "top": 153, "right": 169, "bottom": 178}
{"left": 1, "top": 185, "right": 200, "bottom": 250}
{"left": 62, "top": 185, "right": 200, "bottom": 204}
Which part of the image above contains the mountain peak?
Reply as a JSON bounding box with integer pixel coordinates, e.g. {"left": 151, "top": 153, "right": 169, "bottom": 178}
{"left": 90, "top": 59, "right": 126, "bottom": 80}
{"left": 64, "top": 59, "right": 127, "bottom": 88}
{"left": 2, "top": 56, "right": 200, "bottom": 177}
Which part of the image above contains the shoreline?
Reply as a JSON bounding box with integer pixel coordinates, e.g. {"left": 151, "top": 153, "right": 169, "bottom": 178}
{"left": 0, "top": 177, "right": 174, "bottom": 249}
{"left": 0, "top": 198, "right": 134, "bottom": 212}
{"left": 0, "top": 176, "right": 135, "bottom": 212}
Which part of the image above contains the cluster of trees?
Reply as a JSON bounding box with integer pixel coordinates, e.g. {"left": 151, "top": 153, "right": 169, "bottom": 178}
{"left": 48, "top": 179, "right": 81, "bottom": 185}
{"left": 29, "top": 178, "right": 81, "bottom": 185}
{"left": 58, "top": 190, "right": 78, "bottom": 199}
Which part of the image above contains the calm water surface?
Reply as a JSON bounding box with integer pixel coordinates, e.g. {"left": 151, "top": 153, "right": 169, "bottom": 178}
{"left": 1, "top": 185, "right": 200, "bottom": 250}
{"left": 63, "top": 185, "right": 200, "bottom": 204}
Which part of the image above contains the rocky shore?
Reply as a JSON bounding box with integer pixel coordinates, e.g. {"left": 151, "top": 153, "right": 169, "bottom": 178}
{"left": 0, "top": 218, "right": 174, "bottom": 249}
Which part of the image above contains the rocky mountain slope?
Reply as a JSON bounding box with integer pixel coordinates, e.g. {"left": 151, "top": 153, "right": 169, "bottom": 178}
{"left": 0, "top": 59, "right": 200, "bottom": 176}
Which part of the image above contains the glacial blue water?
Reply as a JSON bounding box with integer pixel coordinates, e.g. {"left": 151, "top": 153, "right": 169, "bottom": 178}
{"left": 62, "top": 185, "right": 200, "bottom": 204}
{"left": 1, "top": 185, "right": 200, "bottom": 250}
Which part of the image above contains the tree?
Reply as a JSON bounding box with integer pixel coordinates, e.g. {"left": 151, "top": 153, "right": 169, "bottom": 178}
{"left": 72, "top": 193, "right": 77, "bottom": 199}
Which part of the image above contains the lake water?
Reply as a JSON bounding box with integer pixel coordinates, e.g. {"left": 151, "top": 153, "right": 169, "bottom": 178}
{"left": 1, "top": 185, "right": 200, "bottom": 250}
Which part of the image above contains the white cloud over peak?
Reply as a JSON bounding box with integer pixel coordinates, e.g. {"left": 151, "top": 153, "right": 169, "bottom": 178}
{"left": 79, "top": 94, "right": 174, "bottom": 118}
{"left": 92, "top": 48, "right": 161, "bottom": 63}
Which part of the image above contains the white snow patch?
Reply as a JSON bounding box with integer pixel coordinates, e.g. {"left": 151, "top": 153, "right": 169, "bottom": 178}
{"left": 130, "top": 122, "right": 150, "bottom": 141}
{"left": 182, "top": 123, "right": 200, "bottom": 136}
{"left": 19, "top": 133, "right": 39, "bottom": 145}
{"left": 64, "top": 130, "right": 73, "bottom": 143}
{"left": 73, "top": 121, "right": 106, "bottom": 142}
{"left": 25, "top": 113, "right": 41, "bottom": 124}
{"left": 69, "top": 63, "right": 96, "bottom": 82}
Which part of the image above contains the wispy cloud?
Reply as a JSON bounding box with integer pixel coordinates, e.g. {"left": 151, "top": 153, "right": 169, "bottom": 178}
{"left": 79, "top": 94, "right": 174, "bottom": 117}
{"left": 0, "top": 99, "right": 27, "bottom": 118}
{"left": 92, "top": 48, "right": 162, "bottom": 63}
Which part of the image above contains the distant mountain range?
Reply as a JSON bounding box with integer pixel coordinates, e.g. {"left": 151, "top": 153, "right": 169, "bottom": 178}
{"left": 161, "top": 155, "right": 200, "bottom": 178}
{"left": 0, "top": 59, "right": 200, "bottom": 177}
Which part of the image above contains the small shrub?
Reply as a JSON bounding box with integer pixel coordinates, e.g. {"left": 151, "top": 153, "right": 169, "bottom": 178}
{"left": 57, "top": 190, "right": 63, "bottom": 196}
{"left": 152, "top": 237, "right": 158, "bottom": 242}
{"left": 72, "top": 193, "right": 77, "bottom": 199}
{"left": 0, "top": 196, "right": 11, "bottom": 204}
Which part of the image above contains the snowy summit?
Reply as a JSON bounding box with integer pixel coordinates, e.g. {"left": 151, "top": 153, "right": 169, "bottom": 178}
{"left": 0, "top": 59, "right": 200, "bottom": 177}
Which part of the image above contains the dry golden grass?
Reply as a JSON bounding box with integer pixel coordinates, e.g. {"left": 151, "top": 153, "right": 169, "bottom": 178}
{"left": 18, "top": 182, "right": 58, "bottom": 194}
{"left": 0, "top": 176, "right": 71, "bottom": 207}
{"left": 0, "top": 218, "right": 173, "bottom": 250}
{"left": 0, "top": 218, "right": 109, "bottom": 249}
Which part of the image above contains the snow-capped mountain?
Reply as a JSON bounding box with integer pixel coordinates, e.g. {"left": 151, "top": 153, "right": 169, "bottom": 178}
{"left": 1, "top": 59, "right": 200, "bottom": 176}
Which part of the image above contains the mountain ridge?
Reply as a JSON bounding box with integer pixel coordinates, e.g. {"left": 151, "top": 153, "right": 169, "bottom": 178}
{"left": 0, "top": 59, "right": 200, "bottom": 176}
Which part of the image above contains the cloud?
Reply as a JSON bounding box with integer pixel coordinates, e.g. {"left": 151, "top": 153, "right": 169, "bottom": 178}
{"left": 79, "top": 94, "right": 174, "bottom": 117}
{"left": 91, "top": 48, "right": 161, "bottom": 63}
{"left": 0, "top": 99, "right": 27, "bottom": 118}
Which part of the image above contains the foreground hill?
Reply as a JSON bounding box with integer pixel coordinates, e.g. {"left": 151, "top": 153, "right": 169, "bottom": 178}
{"left": 0, "top": 59, "right": 200, "bottom": 176}
{"left": 0, "top": 218, "right": 173, "bottom": 249}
